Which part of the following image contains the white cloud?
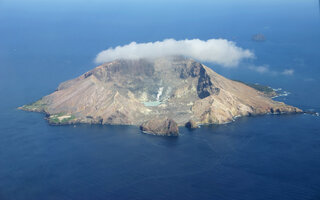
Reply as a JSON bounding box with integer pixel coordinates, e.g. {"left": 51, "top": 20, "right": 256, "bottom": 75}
{"left": 95, "top": 38, "right": 254, "bottom": 67}
{"left": 304, "top": 78, "right": 315, "bottom": 82}
{"left": 282, "top": 69, "right": 294, "bottom": 75}
{"left": 248, "top": 65, "right": 270, "bottom": 73}
{"left": 249, "top": 65, "right": 295, "bottom": 76}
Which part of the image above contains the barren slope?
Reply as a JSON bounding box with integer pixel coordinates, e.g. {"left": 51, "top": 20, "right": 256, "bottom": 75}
{"left": 20, "top": 56, "right": 302, "bottom": 127}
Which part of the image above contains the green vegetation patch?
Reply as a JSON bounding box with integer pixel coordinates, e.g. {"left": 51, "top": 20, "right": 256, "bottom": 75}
{"left": 246, "top": 83, "right": 274, "bottom": 93}
{"left": 233, "top": 80, "right": 277, "bottom": 97}
{"left": 48, "top": 113, "right": 76, "bottom": 124}
{"left": 21, "top": 99, "right": 47, "bottom": 112}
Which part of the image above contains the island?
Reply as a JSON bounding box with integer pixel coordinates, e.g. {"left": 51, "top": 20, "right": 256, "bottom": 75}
{"left": 19, "top": 56, "right": 302, "bottom": 136}
{"left": 252, "top": 34, "right": 266, "bottom": 42}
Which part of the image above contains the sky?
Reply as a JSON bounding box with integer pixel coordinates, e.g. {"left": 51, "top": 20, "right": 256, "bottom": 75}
{"left": 0, "top": 0, "right": 319, "bottom": 85}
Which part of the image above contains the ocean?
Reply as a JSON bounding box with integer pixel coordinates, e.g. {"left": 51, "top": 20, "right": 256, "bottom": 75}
{"left": 0, "top": 0, "right": 319, "bottom": 199}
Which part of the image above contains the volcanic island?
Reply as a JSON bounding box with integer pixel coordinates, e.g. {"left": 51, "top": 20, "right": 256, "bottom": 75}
{"left": 20, "top": 56, "right": 301, "bottom": 136}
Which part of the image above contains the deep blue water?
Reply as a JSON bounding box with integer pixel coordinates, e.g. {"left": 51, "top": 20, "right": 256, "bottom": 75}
{"left": 0, "top": 0, "right": 320, "bottom": 199}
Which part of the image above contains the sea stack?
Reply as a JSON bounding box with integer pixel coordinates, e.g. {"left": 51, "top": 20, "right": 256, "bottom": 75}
{"left": 140, "top": 117, "right": 179, "bottom": 136}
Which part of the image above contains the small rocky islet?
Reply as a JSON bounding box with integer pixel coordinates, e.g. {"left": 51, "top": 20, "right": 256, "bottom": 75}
{"left": 252, "top": 33, "right": 266, "bottom": 42}
{"left": 19, "top": 56, "right": 302, "bottom": 136}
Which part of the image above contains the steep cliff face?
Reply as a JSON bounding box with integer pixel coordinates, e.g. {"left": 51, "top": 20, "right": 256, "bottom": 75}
{"left": 20, "top": 56, "right": 302, "bottom": 130}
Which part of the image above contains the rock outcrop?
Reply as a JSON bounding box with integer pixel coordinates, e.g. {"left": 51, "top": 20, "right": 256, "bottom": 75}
{"left": 185, "top": 119, "right": 198, "bottom": 129}
{"left": 140, "top": 117, "right": 179, "bottom": 136}
{"left": 19, "top": 56, "right": 302, "bottom": 135}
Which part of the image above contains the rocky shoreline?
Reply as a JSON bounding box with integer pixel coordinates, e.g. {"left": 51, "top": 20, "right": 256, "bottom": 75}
{"left": 19, "top": 105, "right": 303, "bottom": 136}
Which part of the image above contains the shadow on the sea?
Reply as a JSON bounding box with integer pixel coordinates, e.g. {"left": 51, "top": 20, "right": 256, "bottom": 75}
{"left": 141, "top": 131, "right": 180, "bottom": 147}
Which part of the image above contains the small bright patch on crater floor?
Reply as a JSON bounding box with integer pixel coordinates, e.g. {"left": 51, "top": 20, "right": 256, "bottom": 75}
{"left": 143, "top": 101, "right": 162, "bottom": 107}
